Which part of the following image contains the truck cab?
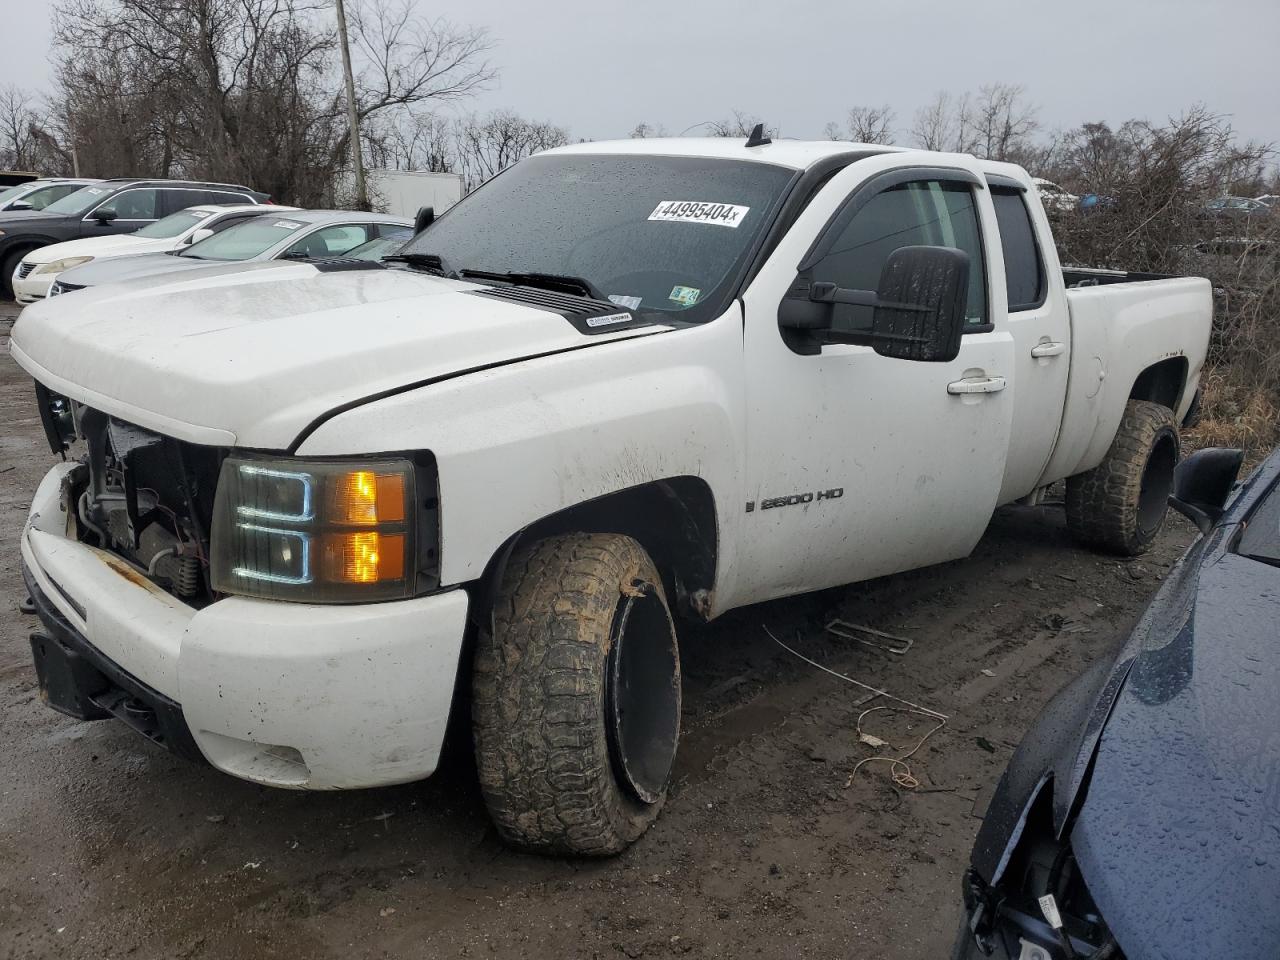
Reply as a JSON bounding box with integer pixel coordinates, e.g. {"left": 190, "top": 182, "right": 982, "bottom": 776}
{"left": 11, "top": 137, "right": 1211, "bottom": 856}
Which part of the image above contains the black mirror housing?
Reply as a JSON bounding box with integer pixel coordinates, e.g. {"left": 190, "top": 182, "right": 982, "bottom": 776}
{"left": 869, "top": 246, "right": 969, "bottom": 362}
{"left": 1169, "top": 446, "right": 1244, "bottom": 533}
{"left": 94, "top": 208, "right": 118, "bottom": 223}
{"left": 414, "top": 205, "right": 435, "bottom": 235}
{"left": 778, "top": 245, "right": 970, "bottom": 361}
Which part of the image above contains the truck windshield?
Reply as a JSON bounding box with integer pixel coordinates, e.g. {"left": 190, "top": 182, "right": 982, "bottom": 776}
{"left": 399, "top": 153, "right": 795, "bottom": 322}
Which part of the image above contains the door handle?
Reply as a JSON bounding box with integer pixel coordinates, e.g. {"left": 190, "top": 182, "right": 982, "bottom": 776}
{"left": 947, "top": 376, "right": 1007, "bottom": 395}
{"left": 1031, "top": 341, "right": 1066, "bottom": 358}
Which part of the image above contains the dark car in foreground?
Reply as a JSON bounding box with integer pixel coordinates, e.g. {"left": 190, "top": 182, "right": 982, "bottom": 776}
{"left": 954, "top": 445, "right": 1280, "bottom": 960}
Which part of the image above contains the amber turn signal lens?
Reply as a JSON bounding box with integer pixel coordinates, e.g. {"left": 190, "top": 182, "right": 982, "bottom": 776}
{"left": 321, "top": 531, "right": 405, "bottom": 584}
{"left": 332, "top": 470, "right": 406, "bottom": 524}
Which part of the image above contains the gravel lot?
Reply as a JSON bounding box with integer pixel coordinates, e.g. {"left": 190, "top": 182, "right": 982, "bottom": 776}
{"left": 0, "top": 298, "right": 1194, "bottom": 959}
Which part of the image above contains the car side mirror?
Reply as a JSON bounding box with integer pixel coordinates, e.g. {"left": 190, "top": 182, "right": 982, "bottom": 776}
{"left": 10, "top": 199, "right": 32, "bottom": 211}
{"left": 93, "top": 207, "right": 118, "bottom": 223}
{"left": 414, "top": 205, "right": 435, "bottom": 235}
{"left": 187, "top": 228, "right": 214, "bottom": 244}
{"left": 778, "top": 245, "right": 969, "bottom": 362}
{"left": 1169, "top": 447, "right": 1244, "bottom": 533}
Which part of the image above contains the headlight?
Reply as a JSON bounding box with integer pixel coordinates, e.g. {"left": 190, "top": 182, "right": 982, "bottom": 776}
{"left": 33, "top": 256, "right": 94, "bottom": 275}
{"left": 211, "top": 455, "right": 430, "bottom": 602}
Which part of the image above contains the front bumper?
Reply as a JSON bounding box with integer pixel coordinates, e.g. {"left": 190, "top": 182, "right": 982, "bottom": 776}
{"left": 12, "top": 269, "right": 54, "bottom": 303}
{"left": 22, "top": 463, "right": 470, "bottom": 789}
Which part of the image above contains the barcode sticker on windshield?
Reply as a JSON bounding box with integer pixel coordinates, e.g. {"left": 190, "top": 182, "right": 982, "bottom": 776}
{"left": 585, "top": 312, "right": 633, "bottom": 328}
{"left": 648, "top": 201, "right": 750, "bottom": 228}
{"left": 274, "top": 220, "right": 303, "bottom": 229}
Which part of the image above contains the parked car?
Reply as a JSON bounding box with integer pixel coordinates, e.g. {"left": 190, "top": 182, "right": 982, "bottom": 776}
{"left": 12, "top": 138, "right": 1211, "bottom": 857}
{"left": 1200, "top": 195, "right": 1273, "bottom": 220}
{"left": 0, "top": 177, "right": 269, "bottom": 299}
{"left": 334, "top": 229, "right": 413, "bottom": 262}
{"left": 0, "top": 177, "right": 100, "bottom": 214}
{"left": 1031, "top": 178, "right": 1078, "bottom": 214}
{"left": 954, "top": 444, "right": 1279, "bottom": 959}
{"left": 13, "top": 204, "right": 292, "bottom": 304}
{"left": 44, "top": 210, "right": 411, "bottom": 295}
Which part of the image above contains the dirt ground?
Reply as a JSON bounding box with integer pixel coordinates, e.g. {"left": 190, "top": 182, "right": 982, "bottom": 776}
{"left": 0, "top": 300, "right": 1196, "bottom": 960}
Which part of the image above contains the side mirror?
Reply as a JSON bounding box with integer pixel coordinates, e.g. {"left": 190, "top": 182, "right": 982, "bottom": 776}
{"left": 1169, "top": 447, "right": 1244, "bottom": 533}
{"left": 187, "top": 228, "right": 214, "bottom": 244}
{"left": 413, "top": 205, "right": 435, "bottom": 235}
{"left": 10, "top": 199, "right": 32, "bottom": 211}
{"left": 778, "top": 245, "right": 970, "bottom": 362}
{"left": 93, "top": 207, "right": 118, "bottom": 223}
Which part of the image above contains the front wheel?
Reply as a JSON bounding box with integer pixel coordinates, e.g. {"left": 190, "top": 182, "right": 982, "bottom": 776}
{"left": 1, "top": 249, "right": 25, "bottom": 301}
{"left": 1065, "top": 399, "right": 1179, "bottom": 555}
{"left": 472, "top": 532, "right": 681, "bottom": 856}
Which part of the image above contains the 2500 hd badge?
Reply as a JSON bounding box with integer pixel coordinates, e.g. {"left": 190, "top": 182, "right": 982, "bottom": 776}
{"left": 747, "top": 488, "right": 845, "bottom": 512}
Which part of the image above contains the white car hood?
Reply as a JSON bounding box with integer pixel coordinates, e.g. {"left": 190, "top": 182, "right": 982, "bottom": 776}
{"left": 22, "top": 233, "right": 167, "bottom": 264}
{"left": 9, "top": 264, "right": 667, "bottom": 450}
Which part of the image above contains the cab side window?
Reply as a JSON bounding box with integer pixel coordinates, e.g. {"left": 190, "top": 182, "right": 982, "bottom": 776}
{"left": 991, "top": 188, "right": 1046, "bottom": 311}
{"left": 811, "top": 180, "right": 987, "bottom": 333}
{"left": 283, "top": 224, "right": 373, "bottom": 259}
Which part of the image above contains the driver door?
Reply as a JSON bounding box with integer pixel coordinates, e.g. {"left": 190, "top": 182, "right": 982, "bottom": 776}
{"left": 729, "top": 161, "right": 1016, "bottom": 606}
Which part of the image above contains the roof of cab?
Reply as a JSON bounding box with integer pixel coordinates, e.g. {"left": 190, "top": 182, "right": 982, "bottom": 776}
{"left": 544, "top": 137, "right": 908, "bottom": 170}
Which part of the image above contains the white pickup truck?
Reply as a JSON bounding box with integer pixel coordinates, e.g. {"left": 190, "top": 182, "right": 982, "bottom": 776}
{"left": 11, "top": 136, "right": 1210, "bottom": 856}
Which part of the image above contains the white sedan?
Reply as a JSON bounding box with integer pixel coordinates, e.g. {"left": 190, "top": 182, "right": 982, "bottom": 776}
{"left": 11, "top": 204, "right": 293, "bottom": 303}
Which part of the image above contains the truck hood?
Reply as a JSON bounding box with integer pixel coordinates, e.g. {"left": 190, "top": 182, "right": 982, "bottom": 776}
{"left": 9, "top": 264, "right": 669, "bottom": 450}
{"left": 23, "top": 233, "right": 166, "bottom": 265}
{"left": 57, "top": 250, "right": 246, "bottom": 287}
{"left": 1071, "top": 547, "right": 1280, "bottom": 958}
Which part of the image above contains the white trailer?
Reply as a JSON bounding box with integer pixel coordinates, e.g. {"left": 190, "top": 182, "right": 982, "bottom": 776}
{"left": 367, "top": 169, "right": 462, "bottom": 217}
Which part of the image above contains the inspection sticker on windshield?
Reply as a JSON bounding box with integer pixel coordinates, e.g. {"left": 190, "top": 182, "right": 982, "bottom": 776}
{"left": 669, "top": 285, "right": 701, "bottom": 306}
{"left": 648, "top": 201, "right": 750, "bottom": 228}
{"left": 273, "top": 220, "right": 303, "bottom": 229}
{"left": 585, "top": 312, "right": 633, "bottom": 328}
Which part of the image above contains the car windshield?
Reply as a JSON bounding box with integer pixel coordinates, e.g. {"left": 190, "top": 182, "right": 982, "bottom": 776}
{"left": 345, "top": 233, "right": 410, "bottom": 261}
{"left": 42, "top": 183, "right": 114, "bottom": 216}
{"left": 398, "top": 153, "right": 795, "bottom": 321}
{"left": 0, "top": 183, "right": 31, "bottom": 205}
{"left": 1238, "top": 481, "right": 1280, "bottom": 566}
{"left": 135, "top": 209, "right": 209, "bottom": 239}
{"left": 180, "top": 217, "right": 306, "bottom": 260}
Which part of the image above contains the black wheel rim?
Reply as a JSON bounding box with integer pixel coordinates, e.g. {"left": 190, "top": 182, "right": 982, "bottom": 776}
{"left": 1137, "top": 433, "right": 1178, "bottom": 539}
{"left": 605, "top": 583, "right": 679, "bottom": 805}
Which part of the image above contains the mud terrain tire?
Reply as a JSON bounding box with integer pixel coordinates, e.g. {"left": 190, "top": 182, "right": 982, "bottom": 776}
{"left": 1066, "top": 399, "right": 1179, "bottom": 555}
{"left": 473, "top": 533, "right": 681, "bottom": 856}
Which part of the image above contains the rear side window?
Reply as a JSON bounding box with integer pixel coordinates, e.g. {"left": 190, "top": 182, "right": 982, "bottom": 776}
{"left": 991, "top": 189, "right": 1045, "bottom": 310}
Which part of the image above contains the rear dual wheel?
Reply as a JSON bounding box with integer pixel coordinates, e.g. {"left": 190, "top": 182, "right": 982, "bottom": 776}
{"left": 472, "top": 532, "right": 681, "bottom": 856}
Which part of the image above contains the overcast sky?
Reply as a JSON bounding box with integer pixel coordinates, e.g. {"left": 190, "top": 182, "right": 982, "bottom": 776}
{"left": 4, "top": 0, "right": 1277, "bottom": 148}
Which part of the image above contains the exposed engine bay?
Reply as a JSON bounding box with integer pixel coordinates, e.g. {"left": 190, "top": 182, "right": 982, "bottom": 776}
{"left": 38, "top": 383, "right": 223, "bottom": 605}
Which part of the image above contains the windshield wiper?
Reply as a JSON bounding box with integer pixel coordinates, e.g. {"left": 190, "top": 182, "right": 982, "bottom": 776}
{"left": 383, "top": 251, "right": 458, "bottom": 278}
{"left": 458, "top": 269, "right": 606, "bottom": 301}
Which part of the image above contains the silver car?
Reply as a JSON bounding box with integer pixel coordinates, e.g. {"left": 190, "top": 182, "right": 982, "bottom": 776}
{"left": 50, "top": 210, "right": 412, "bottom": 294}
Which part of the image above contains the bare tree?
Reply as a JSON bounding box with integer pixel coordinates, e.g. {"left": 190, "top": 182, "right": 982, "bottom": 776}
{"left": 630, "top": 121, "right": 668, "bottom": 139}
{"left": 844, "top": 105, "right": 895, "bottom": 144}
{"left": 50, "top": 0, "right": 495, "bottom": 204}
{"left": 452, "top": 110, "right": 569, "bottom": 192}
{"left": 969, "top": 83, "right": 1038, "bottom": 161}
{"left": 706, "top": 110, "right": 776, "bottom": 139}
{"left": 910, "top": 91, "right": 975, "bottom": 153}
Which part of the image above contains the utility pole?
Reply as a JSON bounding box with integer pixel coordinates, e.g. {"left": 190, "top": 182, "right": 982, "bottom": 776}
{"left": 334, "top": 0, "right": 369, "bottom": 210}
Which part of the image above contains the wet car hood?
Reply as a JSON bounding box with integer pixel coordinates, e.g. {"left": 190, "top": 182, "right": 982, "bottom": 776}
{"left": 1071, "top": 546, "right": 1280, "bottom": 957}
{"left": 57, "top": 250, "right": 242, "bottom": 286}
{"left": 8, "top": 263, "right": 669, "bottom": 450}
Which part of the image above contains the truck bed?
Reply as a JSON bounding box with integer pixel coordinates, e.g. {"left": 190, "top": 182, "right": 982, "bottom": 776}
{"left": 1062, "top": 266, "right": 1180, "bottom": 288}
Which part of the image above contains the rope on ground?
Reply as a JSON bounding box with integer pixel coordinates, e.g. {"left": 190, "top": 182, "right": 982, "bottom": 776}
{"left": 763, "top": 625, "right": 948, "bottom": 790}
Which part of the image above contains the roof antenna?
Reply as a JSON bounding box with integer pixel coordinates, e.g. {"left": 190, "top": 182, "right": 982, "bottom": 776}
{"left": 745, "top": 123, "right": 771, "bottom": 148}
